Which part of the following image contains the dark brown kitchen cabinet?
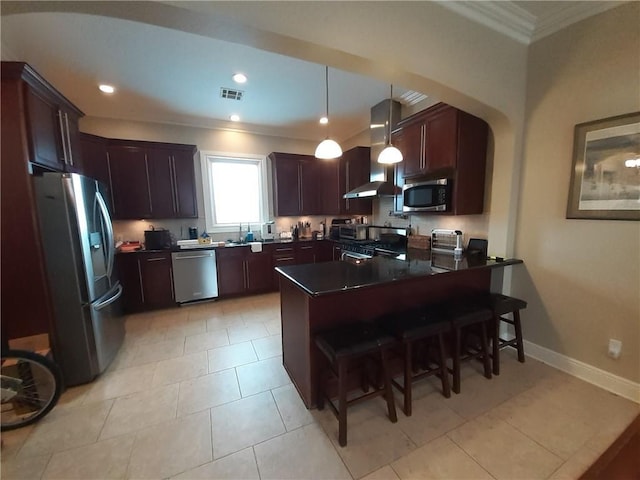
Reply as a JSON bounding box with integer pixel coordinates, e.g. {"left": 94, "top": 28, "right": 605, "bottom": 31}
{"left": 1, "top": 62, "right": 85, "bottom": 345}
{"left": 296, "top": 243, "right": 316, "bottom": 265}
{"left": 339, "top": 146, "right": 372, "bottom": 215}
{"left": 107, "top": 144, "right": 152, "bottom": 219}
{"left": 117, "top": 252, "right": 174, "bottom": 313}
{"left": 315, "top": 240, "right": 335, "bottom": 263}
{"left": 271, "top": 243, "right": 297, "bottom": 289}
{"left": 269, "top": 152, "right": 322, "bottom": 216}
{"left": 394, "top": 103, "right": 488, "bottom": 215}
{"left": 216, "top": 247, "right": 273, "bottom": 296}
{"left": 106, "top": 139, "right": 197, "bottom": 220}
{"left": 79, "top": 133, "right": 110, "bottom": 188}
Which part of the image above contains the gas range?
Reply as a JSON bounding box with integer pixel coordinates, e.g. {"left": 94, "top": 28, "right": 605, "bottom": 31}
{"left": 340, "top": 240, "right": 407, "bottom": 259}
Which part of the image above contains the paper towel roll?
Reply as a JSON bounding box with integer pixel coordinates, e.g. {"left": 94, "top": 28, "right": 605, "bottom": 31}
{"left": 250, "top": 242, "right": 262, "bottom": 253}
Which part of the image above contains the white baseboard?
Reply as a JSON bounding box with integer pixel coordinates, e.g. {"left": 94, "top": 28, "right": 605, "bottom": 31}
{"left": 523, "top": 340, "right": 640, "bottom": 404}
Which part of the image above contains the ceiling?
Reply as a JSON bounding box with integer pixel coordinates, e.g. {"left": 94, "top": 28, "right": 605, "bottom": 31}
{"left": 0, "top": 1, "right": 624, "bottom": 142}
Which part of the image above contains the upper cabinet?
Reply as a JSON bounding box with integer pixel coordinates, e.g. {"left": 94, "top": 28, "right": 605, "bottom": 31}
{"left": 393, "top": 103, "right": 489, "bottom": 215}
{"left": 3, "top": 62, "right": 84, "bottom": 174}
{"left": 338, "top": 146, "right": 372, "bottom": 215}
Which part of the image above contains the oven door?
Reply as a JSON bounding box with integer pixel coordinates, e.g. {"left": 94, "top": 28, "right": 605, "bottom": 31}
{"left": 403, "top": 179, "right": 449, "bottom": 212}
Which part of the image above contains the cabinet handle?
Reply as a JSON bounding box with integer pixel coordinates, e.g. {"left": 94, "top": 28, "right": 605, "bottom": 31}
{"left": 57, "top": 110, "right": 68, "bottom": 165}
{"left": 169, "top": 266, "right": 175, "bottom": 301}
{"left": 106, "top": 152, "right": 116, "bottom": 215}
{"left": 243, "top": 261, "right": 249, "bottom": 289}
{"left": 145, "top": 257, "right": 166, "bottom": 262}
{"left": 298, "top": 165, "right": 303, "bottom": 212}
{"left": 137, "top": 259, "right": 145, "bottom": 304}
{"left": 144, "top": 154, "right": 153, "bottom": 213}
{"left": 345, "top": 160, "right": 350, "bottom": 211}
{"left": 275, "top": 256, "right": 295, "bottom": 262}
{"left": 421, "top": 124, "right": 426, "bottom": 170}
{"left": 171, "top": 155, "right": 180, "bottom": 214}
{"left": 64, "top": 112, "right": 73, "bottom": 166}
{"left": 300, "top": 246, "right": 313, "bottom": 250}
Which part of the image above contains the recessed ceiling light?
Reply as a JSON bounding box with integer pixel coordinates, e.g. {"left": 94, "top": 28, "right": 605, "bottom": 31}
{"left": 232, "top": 73, "right": 247, "bottom": 84}
{"left": 319, "top": 116, "right": 329, "bottom": 125}
{"left": 99, "top": 84, "right": 115, "bottom": 94}
{"left": 230, "top": 114, "right": 240, "bottom": 122}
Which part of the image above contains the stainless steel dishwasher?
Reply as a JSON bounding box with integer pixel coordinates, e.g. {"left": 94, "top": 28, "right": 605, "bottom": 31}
{"left": 171, "top": 250, "right": 219, "bottom": 303}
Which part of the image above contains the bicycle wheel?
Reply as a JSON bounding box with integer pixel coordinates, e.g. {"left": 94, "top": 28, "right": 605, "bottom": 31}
{"left": 1, "top": 349, "right": 63, "bottom": 431}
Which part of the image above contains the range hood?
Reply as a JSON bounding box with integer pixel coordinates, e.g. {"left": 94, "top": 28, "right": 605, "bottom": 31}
{"left": 344, "top": 99, "right": 402, "bottom": 199}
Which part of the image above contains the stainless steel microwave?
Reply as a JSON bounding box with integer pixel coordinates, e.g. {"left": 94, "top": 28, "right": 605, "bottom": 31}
{"left": 403, "top": 178, "right": 450, "bottom": 212}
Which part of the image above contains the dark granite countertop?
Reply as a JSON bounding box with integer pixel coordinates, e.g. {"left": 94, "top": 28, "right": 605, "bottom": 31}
{"left": 275, "top": 252, "right": 523, "bottom": 297}
{"left": 116, "top": 237, "right": 325, "bottom": 254}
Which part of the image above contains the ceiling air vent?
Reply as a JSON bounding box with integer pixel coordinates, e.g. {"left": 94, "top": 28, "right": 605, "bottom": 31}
{"left": 220, "top": 88, "right": 244, "bottom": 101}
{"left": 399, "top": 90, "right": 428, "bottom": 106}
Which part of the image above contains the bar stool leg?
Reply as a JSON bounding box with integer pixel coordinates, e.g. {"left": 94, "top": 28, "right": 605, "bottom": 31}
{"left": 513, "top": 310, "right": 525, "bottom": 363}
{"left": 437, "top": 332, "right": 451, "bottom": 398}
{"left": 480, "top": 321, "right": 492, "bottom": 379}
{"left": 492, "top": 313, "right": 501, "bottom": 376}
{"left": 452, "top": 325, "right": 461, "bottom": 394}
{"left": 380, "top": 348, "right": 397, "bottom": 423}
{"left": 337, "top": 358, "right": 349, "bottom": 447}
{"left": 403, "top": 341, "right": 413, "bottom": 416}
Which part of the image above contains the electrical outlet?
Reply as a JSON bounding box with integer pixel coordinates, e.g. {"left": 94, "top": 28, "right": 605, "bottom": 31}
{"left": 608, "top": 339, "right": 622, "bottom": 359}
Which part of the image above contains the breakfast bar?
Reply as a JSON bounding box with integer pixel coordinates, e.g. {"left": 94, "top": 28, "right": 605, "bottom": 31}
{"left": 275, "top": 253, "right": 523, "bottom": 408}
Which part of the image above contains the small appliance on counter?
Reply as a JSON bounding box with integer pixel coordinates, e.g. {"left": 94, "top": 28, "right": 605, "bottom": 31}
{"left": 431, "top": 229, "right": 463, "bottom": 255}
{"left": 144, "top": 228, "right": 173, "bottom": 250}
{"left": 261, "top": 222, "right": 275, "bottom": 241}
{"left": 329, "top": 218, "right": 351, "bottom": 240}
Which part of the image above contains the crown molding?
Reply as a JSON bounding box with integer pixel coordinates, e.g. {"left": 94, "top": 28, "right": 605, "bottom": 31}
{"left": 436, "top": 1, "right": 628, "bottom": 45}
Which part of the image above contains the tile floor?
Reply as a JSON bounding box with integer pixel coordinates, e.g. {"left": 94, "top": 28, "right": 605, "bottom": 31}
{"left": 1, "top": 292, "right": 638, "bottom": 479}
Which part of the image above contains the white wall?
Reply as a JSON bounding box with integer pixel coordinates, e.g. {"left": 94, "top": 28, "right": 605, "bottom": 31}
{"left": 513, "top": 3, "right": 640, "bottom": 382}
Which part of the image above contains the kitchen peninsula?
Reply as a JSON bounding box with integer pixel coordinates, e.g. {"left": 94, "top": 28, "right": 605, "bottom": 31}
{"left": 275, "top": 253, "right": 523, "bottom": 408}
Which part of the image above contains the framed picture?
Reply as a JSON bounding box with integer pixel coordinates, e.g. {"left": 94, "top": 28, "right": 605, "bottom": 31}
{"left": 567, "top": 112, "right": 640, "bottom": 220}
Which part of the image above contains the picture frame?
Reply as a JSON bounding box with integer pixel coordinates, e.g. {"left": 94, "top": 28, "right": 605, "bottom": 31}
{"left": 566, "top": 112, "right": 640, "bottom": 220}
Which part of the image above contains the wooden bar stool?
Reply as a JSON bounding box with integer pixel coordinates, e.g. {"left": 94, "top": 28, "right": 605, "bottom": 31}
{"left": 485, "top": 293, "right": 528, "bottom": 375}
{"left": 379, "top": 307, "right": 451, "bottom": 416}
{"left": 442, "top": 301, "right": 494, "bottom": 394}
{"left": 315, "top": 322, "right": 398, "bottom": 447}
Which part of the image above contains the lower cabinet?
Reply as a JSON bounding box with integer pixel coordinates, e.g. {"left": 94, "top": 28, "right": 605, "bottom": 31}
{"left": 117, "top": 252, "right": 175, "bottom": 313}
{"left": 216, "top": 247, "right": 272, "bottom": 297}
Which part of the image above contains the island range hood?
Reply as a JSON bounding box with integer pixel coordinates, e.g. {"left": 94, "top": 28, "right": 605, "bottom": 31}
{"left": 343, "top": 98, "right": 402, "bottom": 199}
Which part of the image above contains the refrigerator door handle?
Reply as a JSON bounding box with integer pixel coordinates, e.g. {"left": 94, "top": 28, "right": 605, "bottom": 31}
{"left": 95, "top": 190, "right": 115, "bottom": 279}
{"left": 93, "top": 283, "right": 123, "bottom": 311}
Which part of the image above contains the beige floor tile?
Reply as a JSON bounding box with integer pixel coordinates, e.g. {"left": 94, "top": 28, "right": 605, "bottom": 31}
{"left": 236, "top": 356, "right": 291, "bottom": 397}
{"left": 1, "top": 453, "right": 51, "bottom": 480}
{"left": 19, "top": 400, "right": 113, "bottom": 457}
{"left": 184, "top": 329, "right": 229, "bottom": 353}
{"left": 228, "top": 322, "right": 270, "bottom": 344}
{"left": 447, "top": 412, "right": 563, "bottom": 479}
{"left": 546, "top": 444, "right": 601, "bottom": 480}
{"left": 163, "top": 318, "right": 207, "bottom": 340}
{"left": 328, "top": 415, "right": 416, "bottom": 479}
{"left": 172, "top": 447, "right": 259, "bottom": 479}
{"left": 242, "top": 309, "right": 279, "bottom": 324}
{"left": 100, "top": 384, "right": 178, "bottom": 440}
{"left": 55, "top": 382, "right": 92, "bottom": 411}
{"left": 391, "top": 435, "right": 493, "bottom": 480}
{"left": 0, "top": 424, "right": 36, "bottom": 460}
{"left": 254, "top": 423, "right": 352, "bottom": 480}
{"left": 208, "top": 341, "right": 257, "bottom": 372}
{"left": 152, "top": 351, "right": 208, "bottom": 387}
{"left": 396, "top": 392, "right": 466, "bottom": 447}
{"left": 265, "top": 318, "right": 282, "bottom": 336}
{"left": 42, "top": 433, "right": 135, "bottom": 479}
{"left": 206, "top": 314, "right": 244, "bottom": 331}
{"left": 125, "top": 326, "right": 168, "bottom": 346}
{"left": 272, "top": 384, "right": 315, "bottom": 431}
{"left": 84, "top": 363, "right": 156, "bottom": 403}
{"left": 360, "top": 465, "right": 400, "bottom": 480}
{"left": 177, "top": 368, "right": 241, "bottom": 416}
{"left": 252, "top": 334, "right": 282, "bottom": 359}
{"left": 210, "top": 391, "right": 285, "bottom": 458}
{"left": 129, "top": 337, "right": 185, "bottom": 366}
{"left": 128, "top": 410, "right": 212, "bottom": 479}
{"left": 106, "top": 344, "right": 138, "bottom": 372}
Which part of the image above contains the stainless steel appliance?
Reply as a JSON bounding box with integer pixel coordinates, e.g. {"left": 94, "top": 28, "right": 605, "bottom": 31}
{"left": 144, "top": 228, "right": 173, "bottom": 250}
{"left": 34, "top": 173, "right": 124, "bottom": 386}
{"left": 431, "top": 229, "right": 463, "bottom": 255}
{"left": 329, "top": 218, "right": 351, "bottom": 240}
{"left": 171, "top": 250, "right": 219, "bottom": 303}
{"left": 403, "top": 178, "right": 451, "bottom": 212}
{"left": 261, "top": 222, "right": 275, "bottom": 241}
{"left": 340, "top": 226, "right": 409, "bottom": 260}
{"left": 339, "top": 224, "right": 368, "bottom": 241}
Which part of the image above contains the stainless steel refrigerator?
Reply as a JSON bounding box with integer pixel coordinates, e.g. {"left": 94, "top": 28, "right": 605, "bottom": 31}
{"left": 34, "top": 172, "right": 124, "bottom": 386}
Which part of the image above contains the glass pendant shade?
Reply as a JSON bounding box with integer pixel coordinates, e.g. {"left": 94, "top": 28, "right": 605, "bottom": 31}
{"left": 315, "top": 138, "right": 342, "bottom": 159}
{"left": 378, "top": 145, "right": 403, "bottom": 164}
{"left": 315, "top": 66, "right": 342, "bottom": 159}
{"left": 377, "top": 83, "right": 403, "bottom": 164}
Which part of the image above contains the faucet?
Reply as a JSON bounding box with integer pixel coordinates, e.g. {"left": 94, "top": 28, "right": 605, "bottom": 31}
{"left": 239, "top": 223, "right": 242, "bottom": 243}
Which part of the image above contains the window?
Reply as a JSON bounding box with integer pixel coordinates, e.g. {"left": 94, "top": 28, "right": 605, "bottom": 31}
{"left": 200, "top": 152, "right": 270, "bottom": 233}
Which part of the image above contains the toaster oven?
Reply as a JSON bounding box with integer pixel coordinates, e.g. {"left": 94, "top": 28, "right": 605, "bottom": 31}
{"left": 339, "top": 224, "right": 368, "bottom": 241}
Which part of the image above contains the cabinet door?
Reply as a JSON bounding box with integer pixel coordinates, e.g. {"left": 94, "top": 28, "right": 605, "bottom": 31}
{"left": 146, "top": 147, "right": 176, "bottom": 218}
{"left": 245, "top": 252, "right": 272, "bottom": 293}
{"left": 318, "top": 159, "right": 340, "bottom": 215}
{"left": 425, "top": 107, "right": 457, "bottom": 173}
{"left": 172, "top": 149, "right": 198, "bottom": 218}
{"left": 315, "top": 241, "right": 334, "bottom": 263}
{"left": 116, "top": 254, "right": 144, "bottom": 313}
{"left": 397, "top": 122, "right": 425, "bottom": 178}
{"left": 63, "top": 110, "right": 83, "bottom": 173}
{"left": 139, "top": 253, "right": 175, "bottom": 308}
{"left": 108, "top": 145, "right": 152, "bottom": 219}
{"left": 216, "top": 248, "right": 246, "bottom": 296}
{"left": 297, "top": 243, "right": 315, "bottom": 265}
{"left": 299, "top": 158, "right": 320, "bottom": 215}
{"left": 271, "top": 154, "right": 301, "bottom": 216}
{"left": 341, "top": 147, "right": 372, "bottom": 215}
{"left": 332, "top": 244, "right": 343, "bottom": 261}
{"left": 25, "top": 86, "right": 65, "bottom": 171}
{"left": 79, "top": 133, "right": 111, "bottom": 189}
{"left": 272, "top": 244, "right": 297, "bottom": 289}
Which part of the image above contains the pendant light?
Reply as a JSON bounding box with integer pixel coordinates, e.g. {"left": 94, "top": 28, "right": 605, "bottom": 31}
{"left": 315, "top": 66, "right": 342, "bottom": 159}
{"left": 377, "top": 84, "right": 403, "bottom": 164}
